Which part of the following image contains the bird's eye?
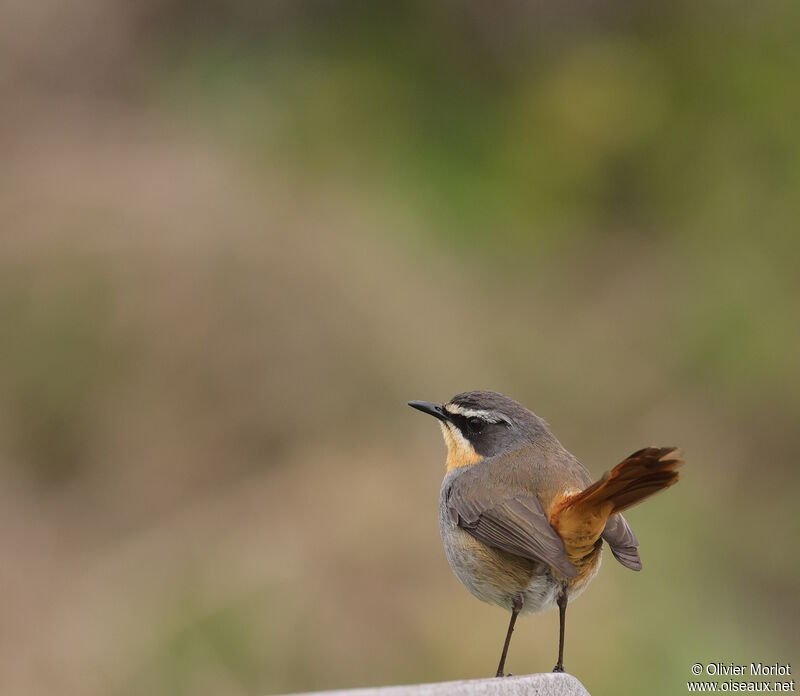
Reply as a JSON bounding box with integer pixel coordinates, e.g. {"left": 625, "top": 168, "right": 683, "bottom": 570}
{"left": 467, "top": 417, "right": 483, "bottom": 431}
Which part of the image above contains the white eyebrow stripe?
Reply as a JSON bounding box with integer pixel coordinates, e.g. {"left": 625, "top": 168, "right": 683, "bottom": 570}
{"left": 443, "top": 404, "right": 510, "bottom": 424}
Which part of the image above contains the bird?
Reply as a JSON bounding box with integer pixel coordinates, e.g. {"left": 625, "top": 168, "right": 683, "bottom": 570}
{"left": 408, "top": 390, "right": 682, "bottom": 677}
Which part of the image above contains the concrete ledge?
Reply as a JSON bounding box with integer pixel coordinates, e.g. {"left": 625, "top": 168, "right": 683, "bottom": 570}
{"left": 287, "top": 673, "right": 589, "bottom": 696}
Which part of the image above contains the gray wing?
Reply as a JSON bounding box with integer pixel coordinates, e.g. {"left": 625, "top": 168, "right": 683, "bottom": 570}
{"left": 446, "top": 474, "right": 578, "bottom": 578}
{"left": 602, "top": 513, "right": 641, "bottom": 570}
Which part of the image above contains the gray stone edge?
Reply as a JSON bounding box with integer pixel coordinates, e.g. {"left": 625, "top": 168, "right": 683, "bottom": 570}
{"left": 284, "top": 672, "right": 589, "bottom": 696}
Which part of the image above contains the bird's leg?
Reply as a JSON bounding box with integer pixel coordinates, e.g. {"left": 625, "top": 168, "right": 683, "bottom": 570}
{"left": 495, "top": 595, "right": 523, "bottom": 677}
{"left": 553, "top": 585, "right": 568, "bottom": 673}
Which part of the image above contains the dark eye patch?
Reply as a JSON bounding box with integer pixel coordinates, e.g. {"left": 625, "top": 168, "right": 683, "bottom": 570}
{"left": 467, "top": 416, "right": 483, "bottom": 431}
{"left": 449, "top": 412, "right": 485, "bottom": 435}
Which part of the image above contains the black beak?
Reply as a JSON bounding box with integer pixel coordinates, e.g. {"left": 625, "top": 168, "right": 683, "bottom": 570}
{"left": 408, "top": 400, "right": 450, "bottom": 422}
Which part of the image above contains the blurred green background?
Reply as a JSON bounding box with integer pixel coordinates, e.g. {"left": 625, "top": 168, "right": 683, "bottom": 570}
{"left": 1, "top": 1, "right": 798, "bottom": 694}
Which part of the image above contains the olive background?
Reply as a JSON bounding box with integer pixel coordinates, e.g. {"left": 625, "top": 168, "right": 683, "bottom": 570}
{"left": 1, "top": 2, "right": 798, "bottom": 695}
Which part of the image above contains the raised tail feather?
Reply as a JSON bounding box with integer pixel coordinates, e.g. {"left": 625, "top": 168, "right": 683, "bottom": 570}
{"left": 552, "top": 447, "right": 683, "bottom": 566}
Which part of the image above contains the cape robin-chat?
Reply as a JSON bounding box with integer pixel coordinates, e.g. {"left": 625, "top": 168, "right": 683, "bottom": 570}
{"left": 409, "top": 390, "right": 682, "bottom": 676}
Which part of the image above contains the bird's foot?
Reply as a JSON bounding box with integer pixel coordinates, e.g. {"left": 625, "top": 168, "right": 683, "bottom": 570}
{"left": 495, "top": 671, "right": 514, "bottom": 678}
{"left": 552, "top": 664, "right": 565, "bottom": 673}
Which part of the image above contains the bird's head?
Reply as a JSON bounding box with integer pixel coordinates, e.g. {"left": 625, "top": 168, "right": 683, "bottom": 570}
{"left": 409, "top": 390, "right": 546, "bottom": 471}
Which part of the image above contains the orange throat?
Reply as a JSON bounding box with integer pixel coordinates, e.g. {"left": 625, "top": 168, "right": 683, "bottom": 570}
{"left": 440, "top": 422, "right": 483, "bottom": 472}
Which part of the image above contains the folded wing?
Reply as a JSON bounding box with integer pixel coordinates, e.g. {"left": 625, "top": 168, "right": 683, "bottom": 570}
{"left": 447, "top": 474, "right": 578, "bottom": 578}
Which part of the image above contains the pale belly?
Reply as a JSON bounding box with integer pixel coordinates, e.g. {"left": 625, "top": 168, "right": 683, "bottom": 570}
{"left": 439, "top": 508, "right": 601, "bottom": 614}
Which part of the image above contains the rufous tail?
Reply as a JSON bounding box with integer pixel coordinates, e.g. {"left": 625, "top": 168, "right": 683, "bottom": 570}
{"left": 552, "top": 447, "right": 683, "bottom": 566}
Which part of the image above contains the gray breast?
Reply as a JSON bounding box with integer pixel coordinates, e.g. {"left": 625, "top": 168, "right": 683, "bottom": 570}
{"left": 438, "top": 469, "right": 561, "bottom": 614}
